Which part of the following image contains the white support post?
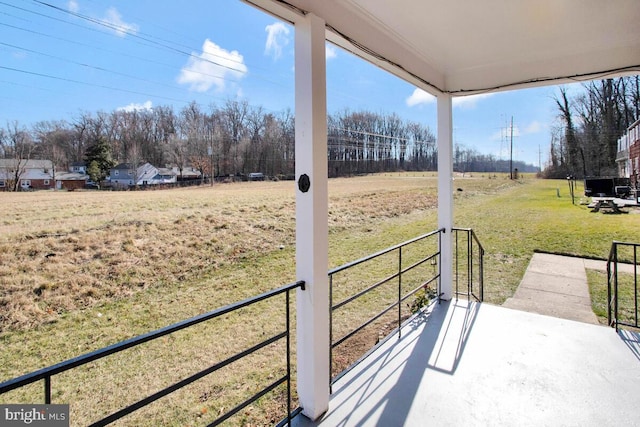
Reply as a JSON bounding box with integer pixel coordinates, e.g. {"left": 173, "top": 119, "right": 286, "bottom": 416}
{"left": 295, "top": 12, "right": 329, "bottom": 421}
{"left": 437, "top": 93, "right": 453, "bottom": 300}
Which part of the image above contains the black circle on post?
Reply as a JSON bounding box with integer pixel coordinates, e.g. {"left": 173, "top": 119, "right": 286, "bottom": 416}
{"left": 298, "top": 174, "right": 311, "bottom": 193}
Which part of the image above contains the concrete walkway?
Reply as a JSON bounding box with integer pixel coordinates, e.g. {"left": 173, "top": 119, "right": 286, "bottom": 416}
{"left": 503, "top": 253, "right": 636, "bottom": 324}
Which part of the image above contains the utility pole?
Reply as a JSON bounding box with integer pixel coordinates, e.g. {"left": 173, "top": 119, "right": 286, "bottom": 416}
{"left": 538, "top": 144, "right": 541, "bottom": 173}
{"left": 509, "top": 116, "right": 514, "bottom": 180}
{"left": 208, "top": 143, "right": 214, "bottom": 186}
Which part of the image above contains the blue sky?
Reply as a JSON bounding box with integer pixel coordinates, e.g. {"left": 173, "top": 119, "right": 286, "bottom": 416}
{"left": 0, "top": 0, "right": 586, "bottom": 167}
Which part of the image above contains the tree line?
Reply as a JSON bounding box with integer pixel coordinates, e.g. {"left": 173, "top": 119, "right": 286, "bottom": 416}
{"left": 545, "top": 76, "right": 640, "bottom": 179}
{"left": 1, "top": 98, "right": 539, "bottom": 189}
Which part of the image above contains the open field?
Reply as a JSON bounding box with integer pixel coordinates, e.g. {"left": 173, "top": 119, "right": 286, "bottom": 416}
{"left": 0, "top": 173, "right": 446, "bottom": 332}
{"left": 1, "top": 173, "right": 639, "bottom": 425}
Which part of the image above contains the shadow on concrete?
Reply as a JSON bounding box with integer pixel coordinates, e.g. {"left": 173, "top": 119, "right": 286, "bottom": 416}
{"left": 372, "top": 300, "right": 480, "bottom": 427}
{"left": 427, "top": 299, "right": 480, "bottom": 375}
{"left": 294, "top": 299, "right": 480, "bottom": 426}
{"left": 619, "top": 329, "right": 640, "bottom": 361}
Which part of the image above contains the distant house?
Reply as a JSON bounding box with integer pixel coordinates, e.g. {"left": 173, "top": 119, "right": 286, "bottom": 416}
{"left": 155, "top": 168, "right": 178, "bottom": 184}
{"left": 56, "top": 173, "right": 89, "bottom": 190}
{"left": 0, "top": 159, "right": 54, "bottom": 191}
{"left": 109, "top": 163, "right": 159, "bottom": 188}
{"left": 615, "top": 118, "right": 640, "bottom": 191}
{"left": 629, "top": 119, "right": 640, "bottom": 188}
{"left": 69, "top": 162, "right": 87, "bottom": 174}
{"left": 182, "top": 167, "right": 201, "bottom": 181}
{"left": 616, "top": 134, "right": 630, "bottom": 179}
{"left": 171, "top": 166, "right": 201, "bottom": 181}
{"left": 55, "top": 163, "right": 90, "bottom": 191}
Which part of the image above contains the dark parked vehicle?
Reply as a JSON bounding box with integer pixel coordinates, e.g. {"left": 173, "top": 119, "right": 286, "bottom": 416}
{"left": 584, "top": 177, "right": 631, "bottom": 197}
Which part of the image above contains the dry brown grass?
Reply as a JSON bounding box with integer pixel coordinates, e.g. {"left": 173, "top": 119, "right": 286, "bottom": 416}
{"left": 0, "top": 172, "right": 518, "bottom": 426}
{"left": 0, "top": 174, "right": 444, "bottom": 332}
{"left": 0, "top": 183, "right": 296, "bottom": 331}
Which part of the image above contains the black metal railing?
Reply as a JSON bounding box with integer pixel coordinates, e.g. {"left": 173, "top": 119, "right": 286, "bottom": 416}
{"left": 0, "top": 280, "right": 305, "bottom": 426}
{"left": 607, "top": 241, "right": 639, "bottom": 331}
{"left": 328, "top": 228, "right": 442, "bottom": 385}
{"left": 328, "top": 227, "right": 485, "bottom": 386}
{"left": 453, "top": 227, "right": 485, "bottom": 303}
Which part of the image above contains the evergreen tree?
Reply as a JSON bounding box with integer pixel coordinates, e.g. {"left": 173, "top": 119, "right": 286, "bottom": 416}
{"left": 84, "top": 137, "right": 115, "bottom": 185}
{"left": 86, "top": 160, "right": 101, "bottom": 185}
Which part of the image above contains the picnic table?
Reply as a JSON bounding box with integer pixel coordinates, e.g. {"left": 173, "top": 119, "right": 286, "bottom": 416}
{"left": 590, "top": 197, "right": 625, "bottom": 213}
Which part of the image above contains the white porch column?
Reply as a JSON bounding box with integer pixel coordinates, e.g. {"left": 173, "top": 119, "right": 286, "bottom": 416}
{"left": 437, "top": 93, "right": 453, "bottom": 300}
{"left": 295, "top": 12, "right": 329, "bottom": 421}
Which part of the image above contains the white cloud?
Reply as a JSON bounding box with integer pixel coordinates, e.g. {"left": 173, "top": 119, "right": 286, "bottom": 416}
{"left": 12, "top": 51, "right": 27, "bottom": 60}
{"left": 406, "top": 88, "right": 436, "bottom": 107}
{"left": 492, "top": 120, "right": 545, "bottom": 140}
{"left": 490, "top": 120, "right": 546, "bottom": 141}
{"left": 265, "top": 22, "right": 290, "bottom": 60}
{"left": 406, "top": 89, "right": 494, "bottom": 109}
{"left": 65, "top": 2, "right": 137, "bottom": 38}
{"left": 490, "top": 126, "right": 520, "bottom": 141}
{"left": 452, "top": 93, "right": 494, "bottom": 109}
{"left": 117, "top": 101, "right": 153, "bottom": 112}
{"left": 326, "top": 44, "right": 337, "bottom": 60}
{"left": 67, "top": 0, "right": 79, "bottom": 13}
{"left": 177, "top": 39, "right": 248, "bottom": 93}
{"left": 524, "top": 120, "right": 542, "bottom": 134}
{"left": 103, "top": 7, "right": 139, "bottom": 37}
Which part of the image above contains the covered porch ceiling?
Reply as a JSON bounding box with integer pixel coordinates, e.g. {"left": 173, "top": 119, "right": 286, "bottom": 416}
{"left": 246, "top": 0, "right": 640, "bottom": 95}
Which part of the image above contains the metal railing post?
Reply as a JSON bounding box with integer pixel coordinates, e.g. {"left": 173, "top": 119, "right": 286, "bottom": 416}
{"left": 438, "top": 229, "right": 442, "bottom": 303}
{"left": 44, "top": 376, "right": 51, "bottom": 404}
{"left": 635, "top": 245, "right": 638, "bottom": 328}
{"left": 451, "top": 229, "right": 460, "bottom": 299}
{"left": 467, "top": 229, "right": 472, "bottom": 300}
{"left": 613, "top": 242, "right": 618, "bottom": 332}
{"left": 479, "top": 243, "right": 484, "bottom": 302}
{"left": 607, "top": 241, "right": 640, "bottom": 331}
{"left": 398, "top": 246, "right": 402, "bottom": 339}
{"left": 451, "top": 228, "right": 484, "bottom": 303}
{"left": 607, "top": 248, "right": 613, "bottom": 327}
{"left": 286, "top": 290, "right": 292, "bottom": 427}
{"left": 329, "top": 274, "right": 333, "bottom": 394}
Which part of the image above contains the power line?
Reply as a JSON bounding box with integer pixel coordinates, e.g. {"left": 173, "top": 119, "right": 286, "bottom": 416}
{"left": 0, "top": 65, "right": 189, "bottom": 104}
{"left": 329, "top": 126, "right": 434, "bottom": 145}
{"left": 3, "top": 0, "right": 243, "bottom": 74}
{"left": 1, "top": 1, "right": 293, "bottom": 93}
{"left": 0, "top": 23, "right": 245, "bottom": 88}
{"left": 0, "top": 41, "right": 234, "bottom": 94}
{"left": 32, "top": 0, "right": 246, "bottom": 73}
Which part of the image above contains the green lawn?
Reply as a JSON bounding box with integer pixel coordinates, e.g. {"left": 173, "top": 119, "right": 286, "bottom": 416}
{"left": 454, "top": 177, "right": 640, "bottom": 304}
{"left": 588, "top": 268, "right": 639, "bottom": 326}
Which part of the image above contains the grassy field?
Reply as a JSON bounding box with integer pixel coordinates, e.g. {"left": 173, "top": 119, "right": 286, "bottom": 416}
{"left": 1, "top": 173, "right": 638, "bottom": 426}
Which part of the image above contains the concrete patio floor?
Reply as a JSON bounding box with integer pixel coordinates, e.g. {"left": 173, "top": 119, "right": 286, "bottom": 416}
{"left": 292, "top": 299, "right": 640, "bottom": 427}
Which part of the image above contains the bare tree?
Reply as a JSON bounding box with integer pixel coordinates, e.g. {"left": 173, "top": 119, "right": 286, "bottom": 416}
{"left": 0, "top": 122, "right": 35, "bottom": 191}
{"left": 167, "top": 135, "right": 188, "bottom": 180}
{"left": 245, "top": 106, "right": 266, "bottom": 173}
{"left": 33, "top": 121, "right": 73, "bottom": 188}
{"left": 222, "top": 99, "right": 249, "bottom": 175}
{"left": 554, "top": 86, "right": 583, "bottom": 176}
